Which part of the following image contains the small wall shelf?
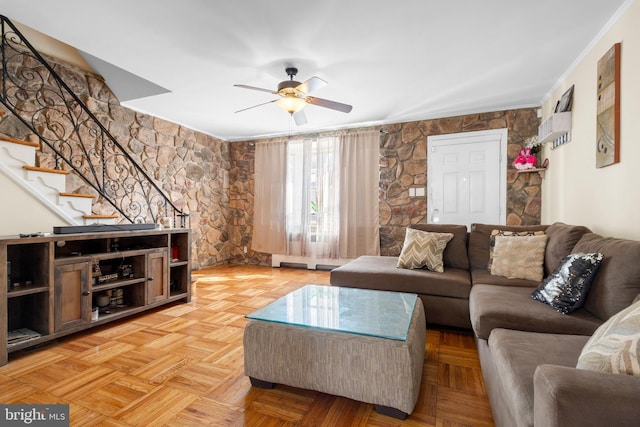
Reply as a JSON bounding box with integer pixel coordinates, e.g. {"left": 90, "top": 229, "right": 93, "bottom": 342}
{"left": 516, "top": 168, "right": 547, "bottom": 179}
{"left": 538, "top": 112, "right": 572, "bottom": 148}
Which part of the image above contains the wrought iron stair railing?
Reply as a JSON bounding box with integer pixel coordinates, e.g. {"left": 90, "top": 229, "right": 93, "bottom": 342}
{"left": 0, "top": 15, "right": 187, "bottom": 226}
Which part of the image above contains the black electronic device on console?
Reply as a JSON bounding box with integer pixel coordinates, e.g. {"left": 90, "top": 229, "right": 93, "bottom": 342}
{"left": 53, "top": 223, "right": 157, "bottom": 234}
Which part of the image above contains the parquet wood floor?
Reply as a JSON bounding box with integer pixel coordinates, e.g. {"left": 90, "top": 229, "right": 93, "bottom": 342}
{"left": 1, "top": 264, "right": 495, "bottom": 426}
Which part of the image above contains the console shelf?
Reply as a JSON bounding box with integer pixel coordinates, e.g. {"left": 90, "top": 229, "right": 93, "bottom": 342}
{"left": 1, "top": 228, "right": 191, "bottom": 366}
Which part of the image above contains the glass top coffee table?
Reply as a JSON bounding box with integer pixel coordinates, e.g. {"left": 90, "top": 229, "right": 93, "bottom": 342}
{"left": 244, "top": 284, "right": 426, "bottom": 419}
{"left": 246, "top": 284, "right": 417, "bottom": 341}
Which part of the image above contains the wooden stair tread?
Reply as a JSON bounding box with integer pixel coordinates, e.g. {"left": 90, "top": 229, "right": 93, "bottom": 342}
{"left": 83, "top": 214, "right": 119, "bottom": 219}
{"left": 60, "top": 192, "right": 94, "bottom": 199}
{"left": 1, "top": 135, "right": 40, "bottom": 148}
{"left": 23, "top": 165, "right": 69, "bottom": 175}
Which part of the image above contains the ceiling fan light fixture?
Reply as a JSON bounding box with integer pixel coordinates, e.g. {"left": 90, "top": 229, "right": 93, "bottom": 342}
{"left": 276, "top": 96, "right": 307, "bottom": 114}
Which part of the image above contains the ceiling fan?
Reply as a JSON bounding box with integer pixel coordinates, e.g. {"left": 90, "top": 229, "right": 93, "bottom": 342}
{"left": 234, "top": 67, "right": 352, "bottom": 125}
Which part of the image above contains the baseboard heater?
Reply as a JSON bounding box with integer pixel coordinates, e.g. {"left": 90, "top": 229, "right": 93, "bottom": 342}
{"left": 53, "top": 223, "right": 158, "bottom": 234}
{"left": 272, "top": 254, "right": 351, "bottom": 270}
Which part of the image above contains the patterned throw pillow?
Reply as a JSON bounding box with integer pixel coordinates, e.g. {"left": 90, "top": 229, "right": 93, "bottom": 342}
{"left": 397, "top": 228, "right": 454, "bottom": 272}
{"left": 489, "top": 234, "right": 548, "bottom": 281}
{"left": 577, "top": 300, "right": 640, "bottom": 376}
{"left": 531, "top": 252, "right": 604, "bottom": 314}
{"left": 488, "top": 229, "right": 546, "bottom": 271}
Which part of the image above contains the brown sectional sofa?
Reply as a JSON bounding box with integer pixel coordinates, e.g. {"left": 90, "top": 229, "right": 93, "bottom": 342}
{"left": 330, "top": 222, "right": 640, "bottom": 427}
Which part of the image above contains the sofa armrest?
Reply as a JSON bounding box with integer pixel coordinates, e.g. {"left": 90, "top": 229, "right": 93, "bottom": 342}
{"left": 534, "top": 364, "right": 640, "bottom": 427}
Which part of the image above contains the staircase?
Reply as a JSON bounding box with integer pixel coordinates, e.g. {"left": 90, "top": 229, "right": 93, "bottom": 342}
{"left": 0, "top": 15, "right": 185, "bottom": 228}
{"left": 0, "top": 133, "right": 117, "bottom": 226}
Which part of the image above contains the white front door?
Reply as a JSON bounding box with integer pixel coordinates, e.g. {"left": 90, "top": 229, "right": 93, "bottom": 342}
{"left": 427, "top": 129, "right": 507, "bottom": 229}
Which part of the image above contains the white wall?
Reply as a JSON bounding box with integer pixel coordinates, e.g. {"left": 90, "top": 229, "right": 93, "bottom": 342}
{"left": 0, "top": 173, "right": 67, "bottom": 237}
{"left": 540, "top": 0, "right": 640, "bottom": 239}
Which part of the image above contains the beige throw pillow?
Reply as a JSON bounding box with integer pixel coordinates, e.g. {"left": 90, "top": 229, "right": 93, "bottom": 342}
{"left": 397, "top": 228, "right": 453, "bottom": 272}
{"left": 577, "top": 300, "right": 640, "bottom": 376}
{"left": 490, "top": 234, "right": 548, "bottom": 281}
{"left": 488, "top": 229, "right": 546, "bottom": 271}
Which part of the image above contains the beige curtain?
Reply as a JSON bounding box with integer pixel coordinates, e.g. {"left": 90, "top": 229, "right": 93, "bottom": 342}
{"left": 314, "top": 136, "right": 340, "bottom": 258}
{"left": 251, "top": 140, "right": 287, "bottom": 254}
{"left": 338, "top": 131, "right": 380, "bottom": 258}
{"left": 284, "top": 138, "right": 312, "bottom": 256}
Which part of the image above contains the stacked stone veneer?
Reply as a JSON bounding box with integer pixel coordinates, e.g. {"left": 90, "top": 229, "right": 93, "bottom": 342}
{"left": 229, "top": 109, "right": 541, "bottom": 264}
{"left": 0, "top": 53, "right": 541, "bottom": 268}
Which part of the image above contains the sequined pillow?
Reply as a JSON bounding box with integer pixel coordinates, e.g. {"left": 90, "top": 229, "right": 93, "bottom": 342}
{"left": 488, "top": 229, "right": 546, "bottom": 271}
{"left": 531, "top": 252, "right": 604, "bottom": 314}
{"left": 397, "top": 228, "right": 453, "bottom": 272}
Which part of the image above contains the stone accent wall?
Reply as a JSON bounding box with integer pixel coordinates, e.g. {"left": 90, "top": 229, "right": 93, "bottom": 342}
{"left": 228, "top": 140, "right": 271, "bottom": 266}
{"left": 378, "top": 110, "right": 541, "bottom": 255}
{"left": 0, "top": 55, "right": 231, "bottom": 270}
{"left": 229, "top": 108, "right": 541, "bottom": 264}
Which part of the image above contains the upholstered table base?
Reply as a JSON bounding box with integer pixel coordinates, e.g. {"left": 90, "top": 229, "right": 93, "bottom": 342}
{"left": 243, "top": 298, "right": 426, "bottom": 419}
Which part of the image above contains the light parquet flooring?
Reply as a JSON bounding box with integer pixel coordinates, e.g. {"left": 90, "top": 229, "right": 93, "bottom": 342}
{"left": 1, "top": 264, "right": 495, "bottom": 426}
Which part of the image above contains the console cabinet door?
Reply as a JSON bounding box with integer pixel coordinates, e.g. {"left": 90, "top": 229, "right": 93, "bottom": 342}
{"left": 54, "top": 260, "right": 91, "bottom": 331}
{"left": 146, "top": 250, "right": 168, "bottom": 304}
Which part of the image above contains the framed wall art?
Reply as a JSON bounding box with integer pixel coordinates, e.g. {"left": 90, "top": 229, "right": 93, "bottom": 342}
{"left": 556, "top": 85, "right": 574, "bottom": 113}
{"left": 596, "top": 42, "right": 621, "bottom": 168}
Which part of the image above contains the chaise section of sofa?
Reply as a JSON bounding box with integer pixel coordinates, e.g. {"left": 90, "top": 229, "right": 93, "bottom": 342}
{"left": 330, "top": 224, "right": 472, "bottom": 329}
{"left": 330, "top": 255, "right": 472, "bottom": 328}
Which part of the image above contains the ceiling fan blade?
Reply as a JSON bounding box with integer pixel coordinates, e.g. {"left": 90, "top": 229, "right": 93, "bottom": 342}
{"left": 234, "top": 99, "right": 278, "bottom": 113}
{"left": 295, "top": 76, "right": 327, "bottom": 95}
{"left": 306, "top": 96, "right": 353, "bottom": 113}
{"left": 292, "top": 109, "right": 307, "bottom": 126}
{"left": 233, "top": 84, "right": 277, "bottom": 94}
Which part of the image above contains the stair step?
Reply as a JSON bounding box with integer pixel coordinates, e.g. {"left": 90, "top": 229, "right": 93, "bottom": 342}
{"left": 83, "top": 214, "right": 119, "bottom": 219}
{"left": 23, "top": 166, "right": 69, "bottom": 175}
{"left": 60, "top": 192, "right": 94, "bottom": 199}
{"left": 0, "top": 135, "right": 40, "bottom": 148}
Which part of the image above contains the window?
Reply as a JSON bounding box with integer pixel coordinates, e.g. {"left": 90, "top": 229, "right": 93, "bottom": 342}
{"left": 252, "top": 131, "right": 380, "bottom": 260}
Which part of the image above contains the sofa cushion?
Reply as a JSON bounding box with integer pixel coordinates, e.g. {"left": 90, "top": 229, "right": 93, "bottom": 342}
{"left": 409, "top": 224, "right": 469, "bottom": 270}
{"left": 469, "top": 223, "right": 548, "bottom": 271}
{"left": 532, "top": 252, "right": 604, "bottom": 314}
{"left": 488, "top": 329, "right": 589, "bottom": 427}
{"left": 544, "top": 222, "right": 591, "bottom": 276}
{"left": 573, "top": 233, "right": 640, "bottom": 321}
{"left": 490, "top": 234, "right": 548, "bottom": 281}
{"left": 397, "top": 228, "right": 453, "bottom": 272}
{"left": 470, "top": 284, "right": 602, "bottom": 340}
{"left": 472, "top": 268, "right": 539, "bottom": 287}
{"left": 330, "top": 255, "right": 471, "bottom": 299}
{"left": 577, "top": 300, "right": 640, "bottom": 375}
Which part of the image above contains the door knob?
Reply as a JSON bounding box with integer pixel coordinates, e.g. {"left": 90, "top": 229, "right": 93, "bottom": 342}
{"left": 431, "top": 209, "right": 440, "bottom": 223}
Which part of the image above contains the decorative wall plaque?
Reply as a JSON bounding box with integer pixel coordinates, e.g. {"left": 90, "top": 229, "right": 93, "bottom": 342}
{"left": 596, "top": 43, "right": 621, "bottom": 168}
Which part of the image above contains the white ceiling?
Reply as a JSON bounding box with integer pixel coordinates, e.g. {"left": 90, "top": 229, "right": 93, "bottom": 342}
{"left": 1, "top": 1, "right": 629, "bottom": 141}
